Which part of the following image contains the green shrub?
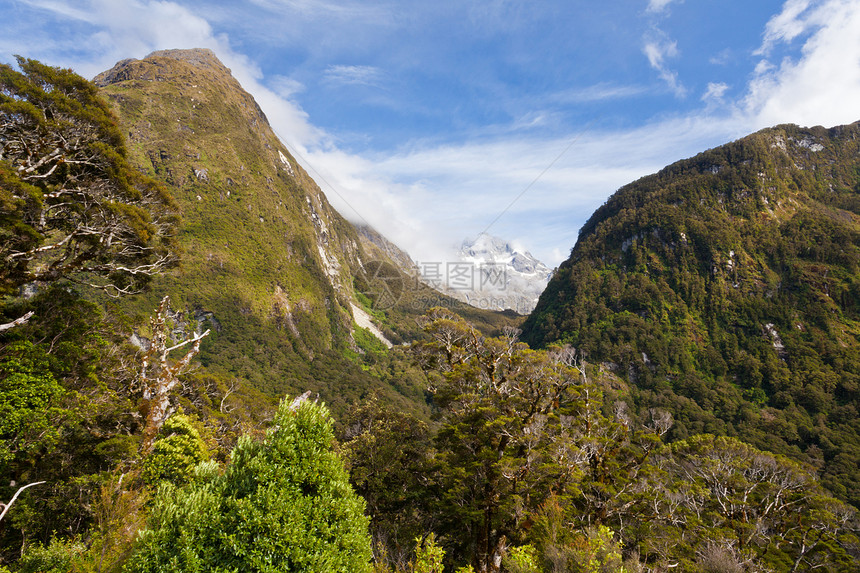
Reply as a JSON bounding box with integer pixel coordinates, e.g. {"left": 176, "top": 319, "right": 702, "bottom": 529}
{"left": 141, "top": 414, "right": 208, "bottom": 486}
{"left": 124, "top": 398, "right": 372, "bottom": 573}
{"left": 412, "top": 534, "right": 444, "bottom": 573}
{"left": 16, "top": 538, "right": 85, "bottom": 573}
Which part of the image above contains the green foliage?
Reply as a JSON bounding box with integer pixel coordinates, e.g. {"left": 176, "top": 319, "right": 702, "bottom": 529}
{"left": 16, "top": 538, "right": 86, "bottom": 573}
{"left": 565, "top": 527, "right": 626, "bottom": 573}
{"left": 412, "top": 535, "right": 445, "bottom": 573}
{"left": 93, "top": 50, "right": 492, "bottom": 421}
{"left": 338, "top": 395, "right": 432, "bottom": 565}
{"left": 124, "top": 398, "right": 372, "bottom": 573}
{"left": 503, "top": 545, "right": 541, "bottom": 573}
{"left": 0, "top": 57, "right": 176, "bottom": 296}
{"left": 352, "top": 325, "right": 390, "bottom": 358}
{"left": 639, "top": 434, "right": 860, "bottom": 571}
{"left": 0, "top": 342, "right": 64, "bottom": 470}
{"left": 80, "top": 473, "right": 149, "bottom": 573}
{"left": 527, "top": 498, "right": 636, "bottom": 573}
{"left": 404, "top": 310, "right": 859, "bottom": 572}
{"left": 141, "top": 414, "right": 209, "bottom": 486}
{"left": 410, "top": 308, "right": 667, "bottom": 571}
{"left": 0, "top": 288, "right": 147, "bottom": 561}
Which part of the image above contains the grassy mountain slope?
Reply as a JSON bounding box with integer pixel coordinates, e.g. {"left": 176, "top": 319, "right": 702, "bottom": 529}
{"left": 522, "top": 122, "right": 860, "bottom": 506}
{"left": 94, "top": 49, "right": 516, "bottom": 414}
{"left": 94, "top": 49, "right": 373, "bottom": 409}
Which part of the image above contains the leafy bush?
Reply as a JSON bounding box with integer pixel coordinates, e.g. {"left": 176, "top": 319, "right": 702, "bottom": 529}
{"left": 141, "top": 414, "right": 209, "bottom": 486}
{"left": 124, "top": 398, "right": 372, "bottom": 573}
{"left": 16, "top": 538, "right": 85, "bottom": 573}
{"left": 0, "top": 342, "right": 64, "bottom": 470}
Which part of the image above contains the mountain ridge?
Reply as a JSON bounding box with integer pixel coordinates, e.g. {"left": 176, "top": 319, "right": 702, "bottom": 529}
{"left": 522, "top": 121, "right": 860, "bottom": 506}
{"left": 95, "top": 48, "right": 410, "bottom": 410}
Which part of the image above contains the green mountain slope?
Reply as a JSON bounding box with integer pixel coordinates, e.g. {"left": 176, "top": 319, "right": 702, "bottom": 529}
{"left": 522, "top": 122, "right": 860, "bottom": 506}
{"left": 94, "top": 49, "right": 375, "bottom": 409}
{"left": 94, "top": 49, "right": 515, "bottom": 414}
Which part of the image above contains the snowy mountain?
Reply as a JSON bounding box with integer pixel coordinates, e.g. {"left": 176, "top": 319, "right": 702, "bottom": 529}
{"left": 415, "top": 233, "right": 553, "bottom": 314}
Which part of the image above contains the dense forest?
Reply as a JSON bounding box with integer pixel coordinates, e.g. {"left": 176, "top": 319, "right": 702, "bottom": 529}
{"left": 1, "top": 58, "right": 859, "bottom": 572}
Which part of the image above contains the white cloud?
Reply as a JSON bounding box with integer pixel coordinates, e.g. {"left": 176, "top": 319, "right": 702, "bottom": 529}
{"left": 10, "top": 0, "right": 330, "bottom": 154}
{"left": 643, "top": 36, "right": 686, "bottom": 96}
{"left": 745, "top": 0, "right": 860, "bottom": 128}
{"left": 19, "top": 0, "right": 99, "bottom": 23}
{"left": 709, "top": 48, "right": 733, "bottom": 66}
{"left": 702, "top": 82, "right": 729, "bottom": 103}
{"left": 7, "top": 0, "right": 735, "bottom": 265}
{"left": 268, "top": 75, "right": 306, "bottom": 98}
{"left": 756, "top": 0, "right": 813, "bottom": 55}
{"left": 302, "top": 113, "right": 745, "bottom": 265}
{"left": 646, "top": 0, "right": 683, "bottom": 14}
{"left": 16, "top": 0, "right": 217, "bottom": 78}
{"left": 247, "top": 0, "right": 390, "bottom": 21}
{"left": 549, "top": 83, "right": 648, "bottom": 104}
{"left": 8, "top": 0, "right": 860, "bottom": 270}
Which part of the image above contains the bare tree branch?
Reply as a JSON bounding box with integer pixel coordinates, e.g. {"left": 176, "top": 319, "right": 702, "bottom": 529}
{"left": 0, "top": 310, "right": 34, "bottom": 333}
{"left": 138, "top": 296, "right": 209, "bottom": 454}
{"left": 0, "top": 481, "right": 46, "bottom": 523}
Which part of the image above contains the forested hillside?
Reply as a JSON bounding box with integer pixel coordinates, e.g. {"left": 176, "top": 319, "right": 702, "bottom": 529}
{"left": 523, "top": 122, "right": 860, "bottom": 507}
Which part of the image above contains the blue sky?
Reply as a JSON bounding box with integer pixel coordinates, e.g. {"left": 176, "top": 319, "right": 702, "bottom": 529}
{"left": 3, "top": 0, "right": 860, "bottom": 265}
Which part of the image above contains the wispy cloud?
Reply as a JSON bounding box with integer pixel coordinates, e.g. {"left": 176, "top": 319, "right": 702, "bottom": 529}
{"left": 642, "top": 0, "right": 686, "bottom": 97}
{"left": 702, "top": 82, "right": 729, "bottom": 103}
{"left": 20, "top": 0, "right": 99, "bottom": 23}
{"left": 709, "top": 48, "right": 733, "bottom": 66}
{"left": 302, "top": 114, "right": 745, "bottom": 264}
{"left": 246, "top": 0, "right": 391, "bottom": 21}
{"left": 15, "top": 0, "right": 217, "bottom": 78}
{"left": 5, "top": 0, "right": 329, "bottom": 150}
{"left": 646, "top": 0, "right": 684, "bottom": 15}
{"left": 6, "top": 0, "right": 860, "bottom": 268}
{"left": 268, "top": 75, "right": 305, "bottom": 98}
{"left": 323, "top": 64, "right": 385, "bottom": 87}
{"left": 548, "top": 83, "right": 648, "bottom": 104}
{"left": 756, "top": 0, "right": 813, "bottom": 55}
{"left": 643, "top": 34, "right": 686, "bottom": 96}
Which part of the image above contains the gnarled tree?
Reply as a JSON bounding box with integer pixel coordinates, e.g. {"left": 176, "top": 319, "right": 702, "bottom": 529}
{"left": 0, "top": 56, "right": 176, "bottom": 297}
{"left": 139, "top": 296, "right": 209, "bottom": 454}
{"left": 411, "top": 308, "right": 669, "bottom": 573}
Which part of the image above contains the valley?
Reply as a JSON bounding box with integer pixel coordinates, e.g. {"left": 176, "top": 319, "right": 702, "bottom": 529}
{"left": 1, "top": 49, "right": 859, "bottom": 572}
